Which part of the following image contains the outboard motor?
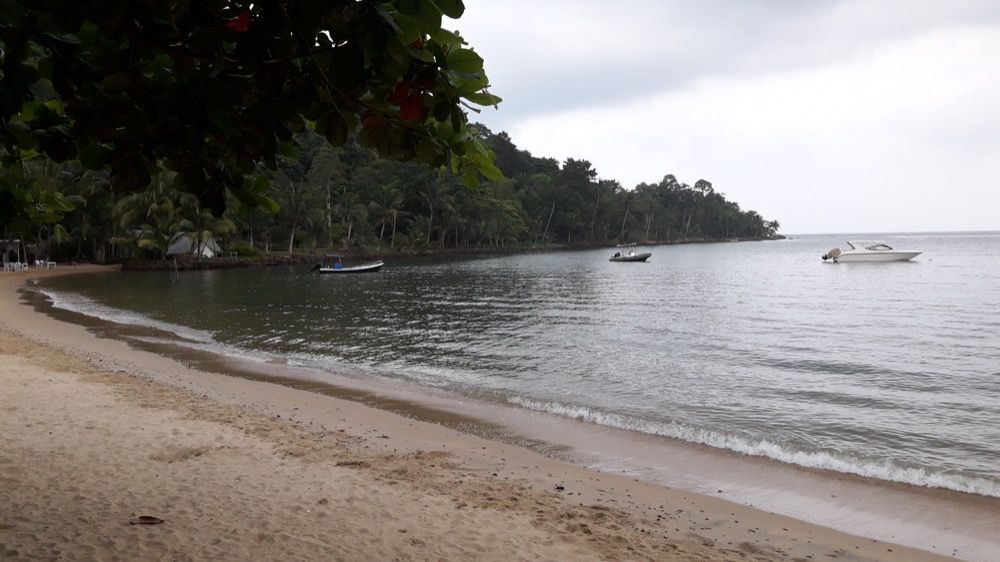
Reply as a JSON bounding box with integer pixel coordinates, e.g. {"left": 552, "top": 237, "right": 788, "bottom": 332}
{"left": 822, "top": 248, "right": 841, "bottom": 261}
{"left": 311, "top": 263, "right": 321, "bottom": 271}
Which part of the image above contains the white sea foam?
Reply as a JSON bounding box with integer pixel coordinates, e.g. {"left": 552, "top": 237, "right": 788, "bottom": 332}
{"left": 38, "top": 288, "right": 300, "bottom": 367}
{"left": 37, "top": 289, "right": 214, "bottom": 343}
{"left": 507, "top": 396, "right": 1000, "bottom": 498}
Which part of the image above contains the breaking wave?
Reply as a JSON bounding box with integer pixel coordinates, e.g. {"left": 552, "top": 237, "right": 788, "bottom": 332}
{"left": 36, "top": 288, "right": 214, "bottom": 343}
{"left": 507, "top": 396, "right": 1000, "bottom": 498}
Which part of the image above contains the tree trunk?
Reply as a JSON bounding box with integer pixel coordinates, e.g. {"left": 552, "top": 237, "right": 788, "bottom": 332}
{"left": 391, "top": 214, "right": 397, "bottom": 249}
{"left": 590, "top": 193, "right": 601, "bottom": 240}
{"left": 619, "top": 202, "right": 630, "bottom": 242}
{"left": 326, "top": 182, "right": 333, "bottom": 245}
{"left": 426, "top": 203, "right": 434, "bottom": 243}
{"left": 76, "top": 215, "right": 85, "bottom": 259}
{"left": 288, "top": 220, "right": 297, "bottom": 255}
{"left": 541, "top": 202, "right": 555, "bottom": 243}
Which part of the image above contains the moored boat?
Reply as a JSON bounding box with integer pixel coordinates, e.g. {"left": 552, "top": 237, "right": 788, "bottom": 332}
{"left": 312, "top": 254, "right": 384, "bottom": 273}
{"left": 822, "top": 241, "right": 920, "bottom": 263}
{"left": 610, "top": 244, "right": 651, "bottom": 262}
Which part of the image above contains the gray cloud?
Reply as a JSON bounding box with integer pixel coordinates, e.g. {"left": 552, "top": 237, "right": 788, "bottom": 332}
{"left": 456, "top": 1, "right": 1000, "bottom": 232}
{"left": 462, "top": 0, "right": 1000, "bottom": 125}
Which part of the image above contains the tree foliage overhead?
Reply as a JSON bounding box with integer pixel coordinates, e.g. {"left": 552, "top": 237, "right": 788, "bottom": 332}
{"left": 0, "top": 0, "right": 502, "bottom": 215}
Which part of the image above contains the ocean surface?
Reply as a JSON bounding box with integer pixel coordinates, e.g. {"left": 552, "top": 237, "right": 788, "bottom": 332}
{"left": 37, "top": 232, "right": 1000, "bottom": 498}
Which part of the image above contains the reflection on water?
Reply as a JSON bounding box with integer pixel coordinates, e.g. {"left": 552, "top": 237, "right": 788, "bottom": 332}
{"left": 39, "top": 232, "right": 1000, "bottom": 496}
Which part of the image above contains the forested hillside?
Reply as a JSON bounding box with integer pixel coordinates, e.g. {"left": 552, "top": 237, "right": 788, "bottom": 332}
{"left": 2, "top": 124, "right": 779, "bottom": 263}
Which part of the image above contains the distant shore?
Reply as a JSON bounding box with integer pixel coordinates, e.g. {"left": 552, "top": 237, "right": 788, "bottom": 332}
{"left": 117, "top": 235, "right": 786, "bottom": 271}
{"left": 0, "top": 265, "right": 959, "bottom": 561}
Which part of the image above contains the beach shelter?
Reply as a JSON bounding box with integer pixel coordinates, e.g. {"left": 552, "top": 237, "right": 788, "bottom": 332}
{"left": 166, "top": 234, "right": 223, "bottom": 258}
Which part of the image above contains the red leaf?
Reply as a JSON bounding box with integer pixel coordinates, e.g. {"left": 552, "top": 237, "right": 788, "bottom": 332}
{"left": 400, "top": 94, "right": 424, "bottom": 122}
{"left": 386, "top": 81, "right": 411, "bottom": 103}
{"left": 227, "top": 11, "right": 251, "bottom": 33}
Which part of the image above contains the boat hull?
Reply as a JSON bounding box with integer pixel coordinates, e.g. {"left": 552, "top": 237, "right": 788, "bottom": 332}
{"left": 609, "top": 253, "right": 651, "bottom": 262}
{"left": 316, "top": 261, "right": 384, "bottom": 273}
{"left": 834, "top": 252, "right": 920, "bottom": 262}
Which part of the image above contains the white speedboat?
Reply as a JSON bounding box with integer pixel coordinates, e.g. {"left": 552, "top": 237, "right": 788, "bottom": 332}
{"left": 610, "top": 244, "right": 651, "bottom": 262}
{"left": 312, "top": 254, "right": 384, "bottom": 273}
{"left": 822, "top": 241, "right": 921, "bottom": 262}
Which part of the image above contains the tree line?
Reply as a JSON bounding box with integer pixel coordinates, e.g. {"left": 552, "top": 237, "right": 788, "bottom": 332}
{"left": 2, "top": 124, "right": 779, "bottom": 264}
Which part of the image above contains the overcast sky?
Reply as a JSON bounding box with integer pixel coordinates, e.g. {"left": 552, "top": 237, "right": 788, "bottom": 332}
{"left": 455, "top": 1, "right": 1000, "bottom": 234}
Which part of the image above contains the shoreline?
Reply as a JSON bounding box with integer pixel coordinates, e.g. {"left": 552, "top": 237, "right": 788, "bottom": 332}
{"left": 113, "top": 235, "right": 783, "bottom": 271}
{"left": 0, "top": 266, "right": 985, "bottom": 560}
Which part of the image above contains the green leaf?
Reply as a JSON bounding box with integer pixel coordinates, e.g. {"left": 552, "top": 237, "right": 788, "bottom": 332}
{"left": 143, "top": 53, "right": 174, "bottom": 80}
{"left": 429, "top": 28, "right": 464, "bottom": 49}
{"left": 77, "top": 21, "right": 101, "bottom": 45}
{"left": 39, "top": 32, "right": 82, "bottom": 46}
{"left": 406, "top": 44, "right": 435, "bottom": 63}
{"left": 7, "top": 121, "right": 36, "bottom": 149}
{"left": 277, "top": 141, "right": 297, "bottom": 160}
{"left": 446, "top": 48, "right": 484, "bottom": 73}
{"left": 15, "top": 101, "right": 40, "bottom": 122}
{"left": 78, "top": 143, "right": 113, "bottom": 169}
{"left": 453, "top": 75, "right": 489, "bottom": 96}
{"left": 466, "top": 143, "right": 504, "bottom": 180}
{"left": 426, "top": 0, "right": 464, "bottom": 18}
{"left": 231, "top": 175, "right": 276, "bottom": 212}
{"left": 382, "top": 8, "right": 423, "bottom": 45}
{"left": 417, "top": 0, "right": 443, "bottom": 33}
{"left": 463, "top": 92, "right": 502, "bottom": 107}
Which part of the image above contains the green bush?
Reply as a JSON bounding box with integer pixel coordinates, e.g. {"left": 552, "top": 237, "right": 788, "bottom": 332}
{"left": 229, "top": 243, "right": 261, "bottom": 257}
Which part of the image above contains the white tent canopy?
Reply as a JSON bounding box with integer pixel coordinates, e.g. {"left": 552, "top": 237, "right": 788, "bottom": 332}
{"left": 166, "top": 234, "right": 223, "bottom": 258}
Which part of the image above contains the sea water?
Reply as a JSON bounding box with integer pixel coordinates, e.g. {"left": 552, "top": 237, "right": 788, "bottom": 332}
{"left": 37, "top": 232, "right": 1000, "bottom": 498}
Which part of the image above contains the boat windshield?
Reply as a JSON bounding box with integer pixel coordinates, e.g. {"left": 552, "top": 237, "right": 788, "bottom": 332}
{"left": 865, "top": 243, "right": 894, "bottom": 251}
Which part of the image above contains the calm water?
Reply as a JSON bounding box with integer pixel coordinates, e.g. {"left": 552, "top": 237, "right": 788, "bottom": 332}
{"left": 38, "top": 232, "right": 1000, "bottom": 497}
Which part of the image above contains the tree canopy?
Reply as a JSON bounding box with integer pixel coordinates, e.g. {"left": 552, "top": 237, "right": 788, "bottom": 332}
{"left": 0, "top": 0, "right": 502, "bottom": 217}
{"left": 3, "top": 124, "right": 780, "bottom": 266}
{"left": 1, "top": 1, "right": 781, "bottom": 263}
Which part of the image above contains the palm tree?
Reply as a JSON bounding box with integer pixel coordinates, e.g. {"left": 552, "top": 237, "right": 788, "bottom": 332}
{"left": 369, "top": 183, "right": 405, "bottom": 248}
{"left": 136, "top": 199, "right": 193, "bottom": 259}
{"left": 190, "top": 209, "right": 236, "bottom": 258}
{"left": 114, "top": 174, "right": 199, "bottom": 259}
{"left": 269, "top": 171, "right": 323, "bottom": 255}
{"left": 417, "top": 175, "right": 455, "bottom": 244}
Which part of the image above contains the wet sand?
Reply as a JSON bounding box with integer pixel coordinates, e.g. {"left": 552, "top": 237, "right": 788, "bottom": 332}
{"left": 0, "top": 266, "right": 983, "bottom": 560}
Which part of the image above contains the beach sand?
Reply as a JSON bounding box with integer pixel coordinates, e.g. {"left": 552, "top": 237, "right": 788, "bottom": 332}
{"left": 0, "top": 266, "right": 962, "bottom": 560}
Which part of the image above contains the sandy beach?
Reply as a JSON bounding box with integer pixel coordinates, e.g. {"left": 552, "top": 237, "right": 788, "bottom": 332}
{"left": 0, "top": 266, "right": 973, "bottom": 561}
